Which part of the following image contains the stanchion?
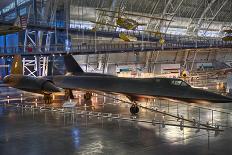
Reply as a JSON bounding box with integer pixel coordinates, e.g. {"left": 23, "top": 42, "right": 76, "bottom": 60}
{"left": 7, "top": 96, "right": 9, "bottom": 104}
{"left": 211, "top": 110, "right": 214, "bottom": 126}
{"left": 21, "top": 94, "right": 23, "bottom": 103}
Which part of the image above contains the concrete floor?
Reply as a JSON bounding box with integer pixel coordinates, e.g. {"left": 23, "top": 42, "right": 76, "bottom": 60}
{"left": 0, "top": 87, "right": 232, "bottom": 155}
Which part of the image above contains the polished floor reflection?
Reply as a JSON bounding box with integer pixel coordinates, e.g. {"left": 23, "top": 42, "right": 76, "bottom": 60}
{"left": 0, "top": 87, "right": 232, "bottom": 155}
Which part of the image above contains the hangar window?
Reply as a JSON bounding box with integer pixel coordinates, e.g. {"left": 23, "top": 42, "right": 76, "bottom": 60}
{"left": 20, "top": 7, "right": 27, "bottom": 16}
{"left": 2, "top": 2, "right": 15, "bottom": 13}
{"left": 5, "top": 12, "right": 16, "bottom": 21}
{"left": 17, "top": 0, "right": 30, "bottom": 6}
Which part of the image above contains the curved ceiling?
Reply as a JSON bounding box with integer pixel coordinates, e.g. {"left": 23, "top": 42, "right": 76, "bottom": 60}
{"left": 70, "top": 0, "right": 232, "bottom": 36}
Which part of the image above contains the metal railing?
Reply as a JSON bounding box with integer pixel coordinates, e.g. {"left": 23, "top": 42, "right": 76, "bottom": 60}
{"left": 0, "top": 41, "right": 232, "bottom": 56}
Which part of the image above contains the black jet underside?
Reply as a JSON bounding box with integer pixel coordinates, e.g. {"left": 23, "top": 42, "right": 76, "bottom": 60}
{"left": 52, "top": 75, "right": 232, "bottom": 103}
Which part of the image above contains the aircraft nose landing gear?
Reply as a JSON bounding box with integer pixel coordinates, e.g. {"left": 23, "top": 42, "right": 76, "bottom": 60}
{"left": 84, "top": 92, "right": 92, "bottom": 101}
{"left": 130, "top": 103, "right": 139, "bottom": 115}
{"left": 44, "top": 93, "right": 52, "bottom": 104}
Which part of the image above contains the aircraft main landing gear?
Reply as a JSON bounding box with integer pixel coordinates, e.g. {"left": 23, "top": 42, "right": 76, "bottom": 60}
{"left": 84, "top": 92, "right": 92, "bottom": 101}
{"left": 130, "top": 103, "right": 139, "bottom": 115}
{"left": 44, "top": 93, "right": 52, "bottom": 104}
{"left": 65, "top": 89, "right": 74, "bottom": 100}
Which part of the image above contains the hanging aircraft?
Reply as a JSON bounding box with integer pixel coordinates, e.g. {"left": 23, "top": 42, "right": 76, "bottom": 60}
{"left": 95, "top": 8, "right": 171, "bottom": 30}
{"left": 119, "top": 32, "right": 137, "bottom": 42}
{"left": 0, "top": 16, "right": 27, "bottom": 35}
{"left": 3, "top": 55, "right": 232, "bottom": 115}
{"left": 91, "top": 8, "right": 169, "bottom": 35}
{"left": 73, "top": 35, "right": 137, "bottom": 42}
{"left": 222, "top": 29, "right": 232, "bottom": 41}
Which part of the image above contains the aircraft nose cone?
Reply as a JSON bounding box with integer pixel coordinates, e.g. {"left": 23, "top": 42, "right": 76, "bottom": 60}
{"left": 192, "top": 88, "right": 232, "bottom": 103}
{"left": 42, "top": 81, "right": 60, "bottom": 93}
{"left": 209, "top": 92, "right": 232, "bottom": 103}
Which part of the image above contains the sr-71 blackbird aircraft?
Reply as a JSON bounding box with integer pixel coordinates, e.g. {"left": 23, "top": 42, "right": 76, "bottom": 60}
{"left": 3, "top": 55, "right": 232, "bottom": 114}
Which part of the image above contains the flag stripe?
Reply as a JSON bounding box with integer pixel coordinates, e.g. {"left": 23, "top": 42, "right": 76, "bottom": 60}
{"left": 20, "top": 16, "right": 28, "bottom": 30}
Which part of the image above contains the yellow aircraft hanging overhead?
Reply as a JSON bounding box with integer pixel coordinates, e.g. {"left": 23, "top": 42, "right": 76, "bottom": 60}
{"left": 91, "top": 8, "right": 171, "bottom": 32}
{"left": 119, "top": 32, "right": 137, "bottom": 42}
{"left": 90, "top": 17, "right": 145, "bottom": 31}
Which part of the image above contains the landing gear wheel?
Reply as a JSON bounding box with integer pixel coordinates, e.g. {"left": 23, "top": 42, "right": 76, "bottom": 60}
{"left": 65, "top": 89, "right": 74, "bottom": 100}
{"left": 44, "top": 93, "right": 52, "bottom": 104}
{"left": 130, "top": 104, "right": 139, "bottom": 115}
{"left": 84, "top": 92, "right": 92, "bottom": 101}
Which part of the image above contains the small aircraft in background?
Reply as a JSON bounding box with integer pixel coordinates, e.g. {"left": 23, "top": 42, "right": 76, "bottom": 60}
{"left": 0, "top": 16, "right": 27, "bottom": 35}
{"left": 222, "top": 29, "right": 232, "bottom": 41}
{"left": 91, "top": 7, "right": 167, "bottom": 44}
{"left": 94, "top": 8, "right": 171, "bottom": 31}
{"left": 119, "top": 32, "right": 137, "bottom": 42}
{"left": 91, "top": 7, "right": 169, "bottom": 37}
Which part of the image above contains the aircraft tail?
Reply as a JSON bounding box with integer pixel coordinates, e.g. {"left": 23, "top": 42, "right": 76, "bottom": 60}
{"left": 64, "top": 54, "right": 83, "bottom": 74}
{"left": 11, "top": 55, "right": 23, "bottom": 75}
{"left": 47, "top": 59, "right": 63, "bottom": 76}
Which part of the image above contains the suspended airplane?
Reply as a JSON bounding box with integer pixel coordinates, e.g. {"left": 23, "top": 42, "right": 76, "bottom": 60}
{"left": 0, "top": 16, "right": 27, "bottom": 35}
{"left": 3, "top": 55, "right": 232, "bottom": 115}
{"left": 73, "top": 34, "right": 138, "bottom": 42}
{"left": 222, "top": 29, "right": 232, "bottom": 41}
{"left": 119, "top": 32, "right": 137, "bottom": 42}
{"left": 91, "top": 8, "right": 169, "bottom": 34}
{"left": 96, "top": 8, "right": 171, "bottom": 28}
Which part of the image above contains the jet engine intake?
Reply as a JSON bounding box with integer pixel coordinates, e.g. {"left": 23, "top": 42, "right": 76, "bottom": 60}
{"left": 35, "top": 78, "right": 60, "bottom": 93}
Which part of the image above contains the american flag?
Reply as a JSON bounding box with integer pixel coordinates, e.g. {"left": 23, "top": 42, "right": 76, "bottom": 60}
{"left": 27, "top": 41, "right": 33, "bottom": 53}
{"left": 20, "top": 16, "right": 28, "bottom": 30}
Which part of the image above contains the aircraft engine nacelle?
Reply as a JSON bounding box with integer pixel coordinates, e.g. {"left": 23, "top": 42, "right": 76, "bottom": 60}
{"left": 3, "top": 75, "right": 60, "bottom": 94}
{"left": 34, "top": 78, "right": 60, "bottom": 94}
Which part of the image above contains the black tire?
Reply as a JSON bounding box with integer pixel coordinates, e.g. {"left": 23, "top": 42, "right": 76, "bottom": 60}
{"left": 130, "top": 106, "right": 139, "bottom": 114}
{"left": 84, "top": 93, "right": 92, "bottom": 100}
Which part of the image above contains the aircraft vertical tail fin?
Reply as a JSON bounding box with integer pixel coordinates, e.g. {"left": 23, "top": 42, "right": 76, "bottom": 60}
{"left": 47, "top": 59, "right": 63, "bottom": 76}
{"left": 64, "top": 54, "right": 83, "bottom": 74}
{"left": 11, "top": 55, "right": 23, "bottom": 75}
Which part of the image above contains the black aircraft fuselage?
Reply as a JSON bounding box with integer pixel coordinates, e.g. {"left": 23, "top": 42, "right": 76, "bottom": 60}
{"left": 3, "top": 54, "right": 232, "bottom": 106}
{"left": 52, "top": 75, "right": 232, "bottom": 103}
{"left": 3, "top": 74, "right": 60, "bottom": 94}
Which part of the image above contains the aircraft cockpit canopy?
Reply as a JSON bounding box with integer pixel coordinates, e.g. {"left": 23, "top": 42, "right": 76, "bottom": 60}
{"left": 152, "top": 78, "right": 190, "bottom": 87}
{"left": 171, "top": 79, "right": 190, "bottom": 87}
